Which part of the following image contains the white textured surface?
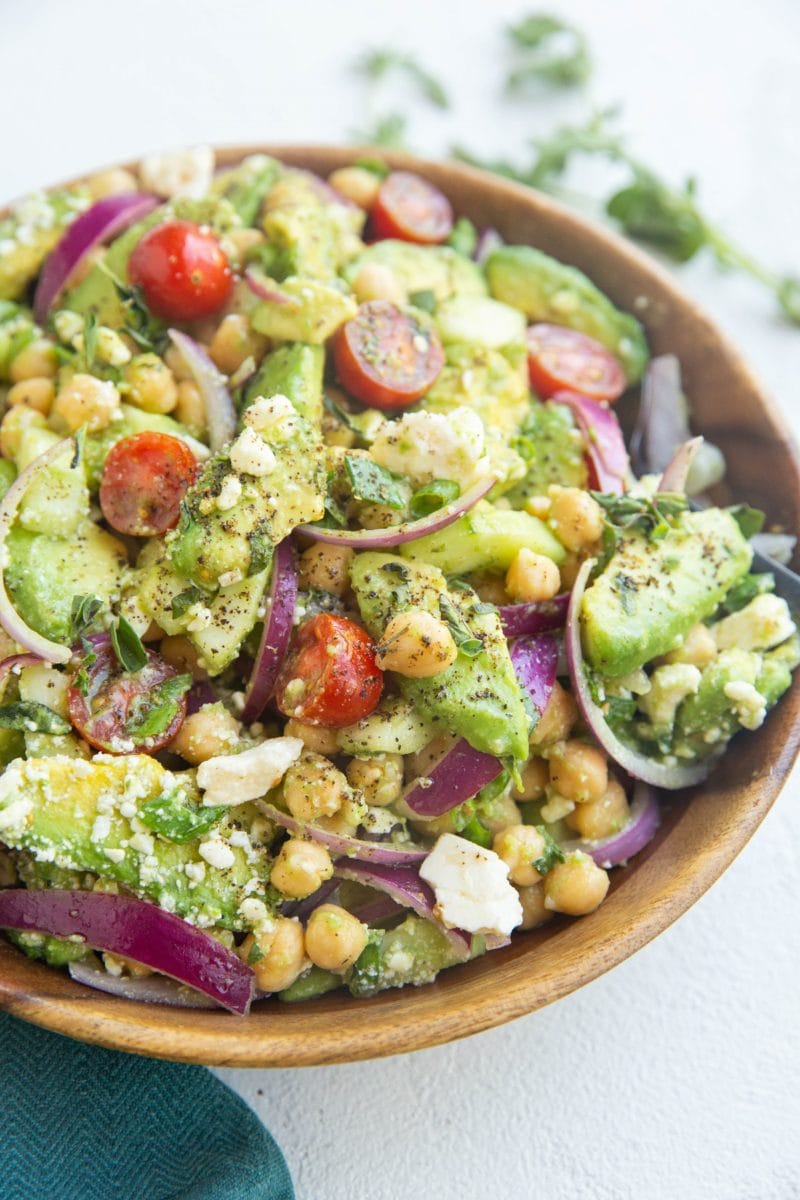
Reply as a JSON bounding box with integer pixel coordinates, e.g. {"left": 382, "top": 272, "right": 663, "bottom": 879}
{"left": 3, "top": 2, "right": 799, "bottom": 1196}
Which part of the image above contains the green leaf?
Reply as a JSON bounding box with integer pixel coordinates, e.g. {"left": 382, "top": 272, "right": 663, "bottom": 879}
{"left": 82, "top": 311, "right": 98, "bottom": 371}
{"left": 0, "top": 701, "right": 71, "bottom": 736}
{"left": 247, "top": 529, "right": 273, "bottom": 576}
{"left": 171, "top": 586, "right": 205, "bottom": 620}
{"left": 777, "top": 276, "right": 800, "bottom": 324}
{"left": 409, "top": 288, "right": 437, "bottom": 314}
{"left": 110, "top": 615, "right": 148, "bottom": 674}
{"left": 506, "top": 14, "right": 591, "bottom": 90}
{"left": 354, "top": 49, "right": 449, "bottom": 109}
{"left": 728, "top": 504, "right": 765, "bottom": 539}
{"left": 606, "top": 176, "right": 707, "bottom": 262}
{"left": 127, "top": 673, "right": 192, "bottom": 741}
{"left": 477, "top": 769, "right": 511, "bottom": 806}
{"left": 138, "top": 787, "right": 226, "bottom": 844}
{"left": 722, "top": 572, "right": 775, "bottom": 615}
{"left": 248, "top": 942, "right": 265, "bottom": 965}
{"left": 459, "top": 814, "right": 492, "bottom": 848}
{"left": 69, "top": 594, "right": 103, "bottom": 642}
{"left": 439, "top": 593, "right": 484, "bottom": 658}
{"left": 345, "top": 455, "right": 406, "bottom": 510}
{"left": 353, "top": 112, "right": 408, "bottom": 149}
{"left": 353, "top": 156, "right": 390, "bottom": 179}
{"left": 530, "top": 825, "right": 565, "bottom": 875}
{"left": 591, "top": 491, "right": 688, "bottom": 547}
{"left": 446, "top": 217, "right": 478, "bottom": 258}
{"left": 409, "top": 479, "right": 460, "bottom": 519}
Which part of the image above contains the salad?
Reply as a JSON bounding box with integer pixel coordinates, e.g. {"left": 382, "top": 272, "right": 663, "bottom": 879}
{"left": 0, "top": 147, "right": 795, "bottom": 1014}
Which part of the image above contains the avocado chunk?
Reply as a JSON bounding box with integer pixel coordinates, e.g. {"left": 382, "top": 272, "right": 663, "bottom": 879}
{"left": 350, "top": 552, "right": 530, "bottom": 760}
{"left": 14, "top": 425, "right": 89, "bottom": 537}
{"left": 167, "top": 397, "right": 325, "bottom": 589}
{"left": 401, "top": 500, "right": 565, "bottom": 576}
{"left": 434, "top": 295, "right": 526, "bottom": 349}
{"left": 582, "top": 508, "right": 752, "bottom": 678}
{"left": 279, "top": 964, "right": 342, "bottom": 1002}
{"left": 506, "top": 399, "right": 588, "bottom": 502}
{"left": 0, "top": 755, "right": 271, "bottom": 930}
{"left": 347, "top": 915, "right": 475, "bottom": 997}
{"left": 249, "top": 276, "right": 357, "bottom": 343}
{"left": 211, "top": 154, "right": 282, "bottom": 226}
{"left": 342, "top": 240, "right": 488, "bottom": 303}
{"left": 5, "top": 521, "right": 127, "bottom": 643}
{"left": 485, "top": 244, "right": 649, "bottom": 383}
{"left": 243, "top": 342, "right": 324, "bottom": 425}
{"left": 0, "top": 189, "right": 88, "bottom": 301}
{"left": 261, "top": 204, "right": 364, "bottom": 282}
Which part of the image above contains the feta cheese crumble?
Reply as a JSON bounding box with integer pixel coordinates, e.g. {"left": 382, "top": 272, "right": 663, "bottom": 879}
{"left": 713, "top": 594, "right": 795, "bottom": 653}
{"left": 229, "top": 427, "right": 277, "bottom": 477}
{"left": 198, "top": 839, "right": 235, "bottom": 870}
{"left": 197, "top": 736, "right": 304, "bottom": 807}
{"left": 420, "top": 833, "right": 522, "bottom": 937}
{"left": 370, "top": 407, "right": 491, "bottom": 490}
{"left": 216, "top": 474, "right": 242, "bottom": 512}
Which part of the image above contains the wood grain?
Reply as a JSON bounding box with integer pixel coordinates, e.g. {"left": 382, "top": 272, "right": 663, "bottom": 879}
{"left": 0, "top": 145, "right": 798, "bottom": 1066}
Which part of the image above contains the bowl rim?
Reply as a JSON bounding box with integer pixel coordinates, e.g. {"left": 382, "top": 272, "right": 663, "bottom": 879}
{"left": 1, "top": 143, "right": 798, "bottom": 1067}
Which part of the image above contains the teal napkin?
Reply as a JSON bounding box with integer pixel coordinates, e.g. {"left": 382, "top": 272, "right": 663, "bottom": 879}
{"left": 0, "top": 1013, "right": 294, "bottom": 1200}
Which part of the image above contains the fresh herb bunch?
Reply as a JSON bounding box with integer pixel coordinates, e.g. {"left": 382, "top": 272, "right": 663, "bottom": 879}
{"left": 591, "top": 490, "right": 688, "bottom": 573}
{"left": 505, "top": 14, "right": 591, "bottom": 91}
{"left": 352, "top": 48, "right": 449, "bottom": 148}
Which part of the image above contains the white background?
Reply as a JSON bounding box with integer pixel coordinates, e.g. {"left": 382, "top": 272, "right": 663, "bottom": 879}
{"left": 3, "top": 2, "right": 800, "bottom": 1197}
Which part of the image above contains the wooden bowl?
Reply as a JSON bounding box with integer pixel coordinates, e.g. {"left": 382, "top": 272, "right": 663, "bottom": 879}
{"left": 1, "top": 146, "right": 798, "bottom": 1066}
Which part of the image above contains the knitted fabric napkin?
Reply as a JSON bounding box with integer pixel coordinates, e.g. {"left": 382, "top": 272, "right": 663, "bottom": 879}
{"left": 0, "top": 1013, "right": 294, "bottom": 1200}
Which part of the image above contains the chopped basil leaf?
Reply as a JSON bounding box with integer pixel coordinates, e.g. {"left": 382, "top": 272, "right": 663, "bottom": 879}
{"left": 110, "top": 615, "right": 148, "bottom": 674}
{"left": 247, "top": 529, "right": 273, "bottom": 577}
{"left": 439, "top": 593, "right": 484, "bottom": 658}
{"left": 409, "top": 479, "right": 460, "bottom": 519}
{"left": 248, "top": 942, "right": 265, "bottom": 965}
{"left": 345, "top": 455, "right": 406, "bottom": 510}
{"left": 69, "top": 594, "right": 103, "bottom": 641}
{"left": 530, "top": 826, "right": 565, "bottom": 875}
{"left": 409, "top": 288, "right": 437, "bottom": 314}
{"left": 127, "top": 673, "right": 191, "bottom": 741}
{"left": 0, "top": 701, "right": 71, "bottom": 736}
{"left": 459, "top": 814, "right": 492, "bottom": 848}
{"left": 171, "top": 586, "right": 205, "bottom": 620}
{"left": 82, "top": 311, "right": 98, "bottom": 371}
{"left": 728, "top": 504, "right": 765, "bottom": 540}
{"left": 138, "top": 788, "right": 226, "bottom": 844}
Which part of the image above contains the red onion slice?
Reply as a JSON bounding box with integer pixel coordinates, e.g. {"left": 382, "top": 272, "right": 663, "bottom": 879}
{"left": 657, "top": 437, "right": 704, "bottom": 494}
{"left": 630, "top": 354, "right": 687, "bottom": 477}
{"left": 68, "top": 960, "right": 223, "bottom": 1009}
{"left": 402, "top": 739, "right": 503, "bottom": 818}
{"left": 241, "top": 539, "right": 297, "bottom": 724}
{"left": 333, "top": 860, "right": 472, "bottom": 959}
{"left": 33, "top": 192, "right": 159, "bottom": 323}
{"left": 0, "top": 438, "right": 75, "bottom": 663}
{"left": 564, "top": 780, "right": 660, "bottom": 869}
{"left": 565, "top": 558, "right": 716, "bottom": 789}
{"left": 167, "top": 330, "right": 236, "bottom": 452}
{"left": 297, "top": 475, "right": 494, "bottom": 548}
{"left": 510, "top": 634, "right": 559, "bottom": 720}
{"left": 0, "top": 652, "right": 44, "bottom": 686}
{"left": 186, "top": 681, "right": 217, "bottom": 716}
{"left": 498, "top": 594, "right": 568, "bottom": 638}
{"left": 258, "top": 801, "right": 428, "bottom": 865}
{"left": 0, "top": 889, "right": 254, "bottom": 1014}
{"left": 474, "top": 227, "right": 504, "bottom": 264}
{"left": 553, "top": 390, "right": 629, "bottom": 494}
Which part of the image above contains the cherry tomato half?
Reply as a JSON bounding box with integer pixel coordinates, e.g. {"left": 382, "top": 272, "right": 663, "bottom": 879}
{"left": 128, "top": 219, "right": 233, "bottom": 322}
{"left": 526, "top": 323, "right": 626, "bottom": 404}
{"left": 275, "top": 613, "right": 383, "bottom": 728}
{"left": 371, "top": 171, "right": 453, "bottom": 245}
{"left": 67, "top": 638, "right": 190, "bottom": 754}
{"left": 334, "top": 301, "right": 444, "bottom": 411}
{"left": 99, "top": 432, "right": 198, "bottom": 537}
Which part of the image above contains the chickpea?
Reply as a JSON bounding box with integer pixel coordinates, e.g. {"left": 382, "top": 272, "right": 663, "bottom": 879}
{"left": 524, "top": 495, "right": 551, "bottom": 521}
{"left": 283, "top": 753, "right": 348, "bottom": 822}
{"left": 505, "top": 549, "right": 561, "bottom": 603}
{"left": 173, "top": 380, "right": 206, "bottom": 437}
{"left": 661, "top": 622, "right": 717, "bottom": 669}
{"left": 547, "top": 740, "right": 608, "bottom": 805}
{"left": 169, "top": 703, "right": 241, "bottom": 764}
{"left": 304, "top": 903, "right": 367, "bottom": 973}
{"left": 297, "top": 543, "right": 354, "bottom": 598}
{"left": 548, "top": 487, "right": 604, "bottom": 552}
{"left": 159, "top": 635, "right": 210, "bottom": 681}
{"left": 346, "top": 753, "right": 403, "bottom": 807}
{"left": 315, "top": 791, "right": 365, "bottom": 836}
{"left": 544, "top": 852, "right": 609, "bottom": 915}
{"left": 377, "top": 610, "right": 457, "bottom": 678}
{"left": 123, "top": 354, "right": 178, "bottom": 414}
{"left": 239, "top": 917, "right": 306, "bottom": 992}
{"left": 284, "top": 718, "right": 340, "bottom": 757}
{"left": 513, "top": 757, "right": 549, "bottom": 802}
{"left": 352, "top": 263, "right": 405, "bottom": 305}
{"left": 328, "top": 166, "right": 381, "bottom": 209}
{"left": 208, "top": 314, "right": 268, "bottom": 376}
{"left": 565, "top": 777, "right": 629, "bottom": 840}
{"left": 86, "top": 167, "right": 139, "bottom": 200}
{"left": 270, "top": 839, "right": 334, "bottom": 900}
{"left": 471, "top": 574, "right": 509, "bottom": 606}
{"left": 479, "top": 792, "right": 522, "bottom": 836}
{"left": 6, "top": 377, "right": 54, "bottom": 415}
{"left": 52, "top": 373, "right": 120, "bottom": 433}
{"left": 0, "top": 405, "right": 45, "bottom": 459}
{"left": 9, "top": 338, "right": 57, "bottom": 382}
{"left": 517, "top": 882, "right": 554, "bottom": 930}
{"left": 493, "top": 824, "right": 548, "bottom": 887}
{"left": 529, "top": 681, "right": 577, "bottom": 748}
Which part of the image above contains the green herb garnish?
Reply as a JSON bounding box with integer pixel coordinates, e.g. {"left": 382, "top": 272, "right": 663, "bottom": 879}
{"left": 138, "top": 787, "right": 225, "bottom": 844}
{"left": 127, "top": 674, "right": 192, "bottom": 741}
{"left": 530, "top": 826, "right": 565, "bottom": 875}
{"left": 409, "top": 479, "right": 460, "bottom": 519}
{"left": 506, "top": 13, "right": 591, "bottom": 91}
{"left": 408, "top": 288, "right": 437, "bottom": 314}
{"left": 439, "top": 594, "right": 483, "bottom": 658}
{"left": 0, "top": 702, "right": 70, "bottom": 736}
{"left": 728, "top": 504, "right": 765, "bottom": 540}
{"left": 69, "top": 594, "right": 103, "bottom": 642}
{"left": 345, "top": 455, "right": 406, "bottom": 510}
{"left": 110, "top": 615, "right": 148, "bottom": 674}
{"left": 355, "top": 48, "right": 449, "bottom": 109}
{"left": 446, "top": 217, "right": 478, "bottom": 258}
{"left": 171, "top": 586, "right": 205, "bottom": 620}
